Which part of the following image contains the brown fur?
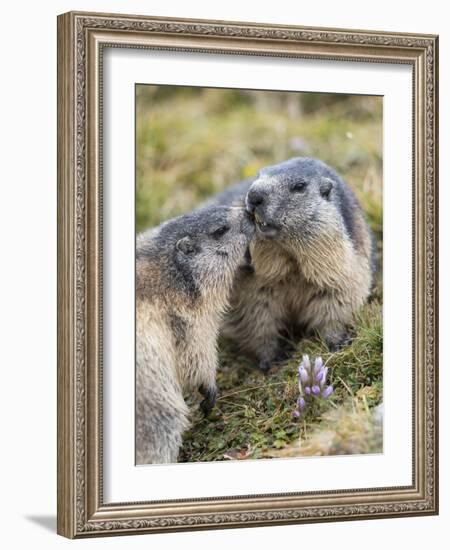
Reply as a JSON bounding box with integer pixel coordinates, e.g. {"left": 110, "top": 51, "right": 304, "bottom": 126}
{"left": 136, "top": 206, "right": 254, "bottom": 463}
{"left": 211, "top": 158, "right": 375, "bottom": 369}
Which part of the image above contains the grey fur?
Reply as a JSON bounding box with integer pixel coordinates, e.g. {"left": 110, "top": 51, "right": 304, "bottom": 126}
{"left": 136, "top": 206, "right": 254, "bottom": 464}
{"left": 210, "top": 157, "right": 376, "bottom": 370}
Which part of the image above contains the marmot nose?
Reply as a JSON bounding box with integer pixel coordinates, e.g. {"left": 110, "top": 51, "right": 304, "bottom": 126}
{"left": 247, "top": 189, "right": 265, "bottom": 212}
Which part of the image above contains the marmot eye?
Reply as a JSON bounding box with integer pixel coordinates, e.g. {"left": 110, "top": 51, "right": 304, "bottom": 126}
{"left": 211, "top": 225, "right": 230, "bottom": 239}
{"left": 290, "top": 180, "right": 307, "bottom": 193}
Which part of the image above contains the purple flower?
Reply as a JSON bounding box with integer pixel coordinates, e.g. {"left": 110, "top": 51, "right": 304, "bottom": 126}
{"left": 314, "top": 357, "right": 324, "bottom": 375}
{"left": 297, "top": 397, "right": 306, "bottom": 410}
{"left": 299, "top": 367, "right": 309, "bottom": 384}
{"left": 319, "top": 367, "right": 328, "bottom": 388}
{"left": 302, "top": 355, "right": 311, "bottom": 370}
{"left": 293, "top": 354, "right": 335, "bottom": 418}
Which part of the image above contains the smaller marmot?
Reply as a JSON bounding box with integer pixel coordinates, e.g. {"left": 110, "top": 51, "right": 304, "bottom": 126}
{"left": 136, "top": 205, "right": 254, "bottom": 464}
{"left": 211, "top": 157, "right": 376, "bottom": 371}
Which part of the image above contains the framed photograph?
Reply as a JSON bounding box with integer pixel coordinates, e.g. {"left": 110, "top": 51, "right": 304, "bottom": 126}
{"left": 57, "top": 11, "right": 439, "bottom": 538}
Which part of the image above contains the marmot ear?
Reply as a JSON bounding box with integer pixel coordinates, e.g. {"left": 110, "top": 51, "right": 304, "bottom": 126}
{"left": 176, "top": 235, "right": 196, "bottom": 255}
{"left": 320, "top": 178, "right": 333, "bottom": 200}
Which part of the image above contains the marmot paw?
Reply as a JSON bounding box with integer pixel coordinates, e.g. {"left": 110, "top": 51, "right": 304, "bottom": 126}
{"left": 326, "top": 332, "right": 352, "bottom": 352}
{"left": 199, "top": 384, "right": 217, "bottom": 417}
{"left": 257, "top": 359, "right": 272, "bottom": 373}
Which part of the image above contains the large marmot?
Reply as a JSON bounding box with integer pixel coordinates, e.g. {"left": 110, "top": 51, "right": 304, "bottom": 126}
{"left": 136, "top": 205, "right": 254, "bottom": 464}
{"left": 210, "top": 157, "right": 376, "bottom": 371}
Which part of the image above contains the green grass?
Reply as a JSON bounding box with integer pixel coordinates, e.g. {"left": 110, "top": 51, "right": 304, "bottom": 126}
{"left": 179, "top": 302, "right": 382, "bottom": 462}
{"left": 136, "top": 87, "right": 382, "bottom": 233}
{"left": 136, "top": 85, "right": 383, "bottom": 461}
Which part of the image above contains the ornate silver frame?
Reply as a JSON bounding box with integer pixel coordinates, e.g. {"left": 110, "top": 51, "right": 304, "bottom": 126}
{"left": 57, "top": 11, "right": 439, "bottom": 538}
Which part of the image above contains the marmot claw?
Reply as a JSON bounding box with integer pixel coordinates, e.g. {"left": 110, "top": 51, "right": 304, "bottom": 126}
{"left": 199, "top": 384, "right": 217, "bottom": 417}
{"left": 257, "top": 359, "right": 272, "bottom": 373}
{"left": 326, "top": 333, "right": 352, "bottom": 352}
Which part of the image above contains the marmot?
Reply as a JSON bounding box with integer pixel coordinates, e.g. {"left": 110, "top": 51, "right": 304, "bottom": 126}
{"left": 210, "top": 157, "right": 376, "bottom": 371}
{"left": 136, "top": 205, "right": 254, "bottom": 464}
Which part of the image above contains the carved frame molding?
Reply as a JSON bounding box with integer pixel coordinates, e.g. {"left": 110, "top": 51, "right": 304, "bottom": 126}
{"left": 57, "top": 11, "right": 438, "bottom": 538}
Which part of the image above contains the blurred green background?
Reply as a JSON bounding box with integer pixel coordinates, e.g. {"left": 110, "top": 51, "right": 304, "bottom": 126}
{"left": 136, "top": 85, "right": 383, "bottom": 462}
{"left": 136, "top": 86, "right": 382, "bottom": 245}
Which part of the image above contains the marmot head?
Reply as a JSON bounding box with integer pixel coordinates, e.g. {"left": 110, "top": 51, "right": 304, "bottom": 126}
{"left": 245, "top": 157, "right": 355, "bottom": 248}
{"left": 140, "top": 206, "right": 254, "bottom": 302}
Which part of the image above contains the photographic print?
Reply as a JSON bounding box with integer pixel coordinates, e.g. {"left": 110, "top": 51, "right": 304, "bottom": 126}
{"left": 135, "top": 85, "right": 383, "bottom": 465}
{"left": 58, "top": 11, "right": 437, "bottom": 537}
